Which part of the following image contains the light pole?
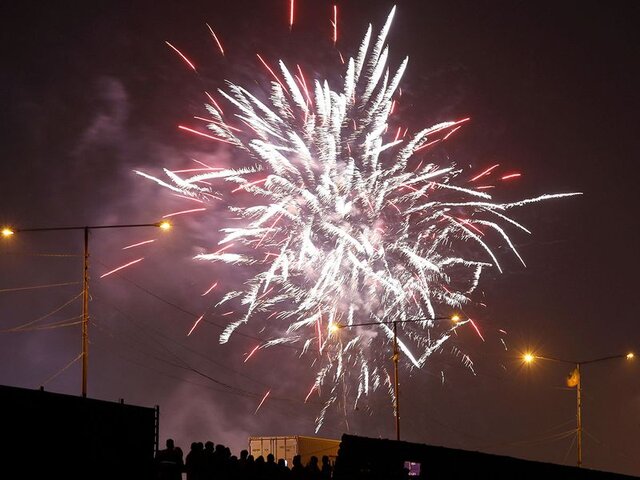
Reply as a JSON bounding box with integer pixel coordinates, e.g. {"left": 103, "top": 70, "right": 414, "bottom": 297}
{"left": 523, "top": 351, "right": 635, "bottom": 467}
{"left": 331, "top": 315, "right": 462, "bottom": 441}
{"left": 2, "top": 221, "right": 171, "bottom": 397}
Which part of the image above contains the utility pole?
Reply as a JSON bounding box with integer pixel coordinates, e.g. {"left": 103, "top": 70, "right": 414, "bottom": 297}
{"left": 576, "top": 363, "right": 582, "bottom": 467}
{"left": 331, "top": 315, "right": 462, "bottom": 442}
{"left": 392, "top": 320, "right": 400, "bottom": 441}
{"left": 82, "top": 227, "right": 89, "bottom": 397}
{"left": 523, "top": 352, "right": 634, "bottom": 468}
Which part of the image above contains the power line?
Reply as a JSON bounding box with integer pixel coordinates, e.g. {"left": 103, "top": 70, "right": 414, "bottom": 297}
{"left": 40, "top": 352, "right": 83, "bottom": 388}
{"left": 93, "top": 257, "right": 300, "bottom": 351}
{"left": 0, "top": 252, "right": 79, "bottom": 257}
{"left": 91, "top": 318, "right": 324, "bottom": 407}
{"left": 1, "top": 291, "right": 83, "bottom": 332}
{"left": 92, "top": 295, "right": 272, "bottom": 388}
{"left": 0, "top": 281, "right": 80, "bottom": 293}
{"left": 89, "top": 299, "right": 326, "bottom": 407}
{"left": 4, "top": 316, "right": 83, "bottom": 332}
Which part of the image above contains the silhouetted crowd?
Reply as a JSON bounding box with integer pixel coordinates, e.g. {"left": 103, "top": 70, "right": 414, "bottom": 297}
{"left": 155, "top": 438, "right": 334, "bottom": 480}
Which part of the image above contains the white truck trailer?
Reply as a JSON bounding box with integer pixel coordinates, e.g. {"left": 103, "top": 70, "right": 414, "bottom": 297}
{"left": 249, "top": 435, "right": 340, "bottom": 467}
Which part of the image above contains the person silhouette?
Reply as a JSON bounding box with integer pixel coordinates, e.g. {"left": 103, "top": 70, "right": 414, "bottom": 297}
{"left": 155, "top": 438, "right": 184, "bottom": 480}
{"left": 255, "top": 454, "right": 266, "bottom": 478}
{"left": 265, "top": 453, "right": 279, "bottom": 479}
{"left": 185, "top": 441, "right": 204, "bottom": 480}
{"left": 277, "top": 458, "right": 292, "bottom": 479}
{"left": 305, "top": 455, "right": 321, "bottom": 480}
{"left": 203, "top": 441, "right": 215, "bottom": 478}
{"left": 321, "top": 455, "right": 333, "bottom": 479}
{"left": 291, "top": 455, "right": 305, "bottom": 480}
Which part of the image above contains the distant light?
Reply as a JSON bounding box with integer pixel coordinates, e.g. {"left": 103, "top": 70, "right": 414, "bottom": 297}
{"left": 328, "top": 322, "right": 340, "bottom": 334}
{"left": 451, "top": 314, "right": 460, "bottom": 323}
{"left": 158, "top": 221, "right": 172, "bottom": 231}
{"left": 523, "top": 353, "right": 535, "bottom": 364}
{"left": 1, "top": 227, "right": 15, "bottom": 237}
{"left": 627, "top": 352, "right": 635, "bottom": 360}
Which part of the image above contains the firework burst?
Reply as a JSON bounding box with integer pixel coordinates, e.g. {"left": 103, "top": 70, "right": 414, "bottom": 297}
{"left": 139, "top": 7, "right": 579, "bottom": 430}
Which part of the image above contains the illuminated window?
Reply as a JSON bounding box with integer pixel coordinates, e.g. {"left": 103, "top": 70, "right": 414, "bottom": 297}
{"left": 404, "top": 461, "right": 421, "bottom": 476}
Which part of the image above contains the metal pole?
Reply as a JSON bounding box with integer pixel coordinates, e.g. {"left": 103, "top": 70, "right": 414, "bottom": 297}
{"left": 392, "top": 320, "right": 400, "bottom": 441}
{"left": 154, "top": 405, "right": 160, "bottom": 455}
{"left": 576, "top": 363, "right": 582, "bottom": 467}
{"left": 81, "top": 227, "right": 89, "bottom": 398}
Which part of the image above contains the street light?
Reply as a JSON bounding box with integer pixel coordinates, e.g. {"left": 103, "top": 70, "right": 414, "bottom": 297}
{"left": 1, "top": 221, "right": 171, "bottom": 397}
{"left": 331, "top": 314, "right": 463, "bottom": 441}
{"left": 522, "top": 350, "right": 635, "bottom": 468}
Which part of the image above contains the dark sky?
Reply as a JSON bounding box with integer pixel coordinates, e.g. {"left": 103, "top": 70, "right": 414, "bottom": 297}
{"left": 1, "top": 0, "right": 639, "bottom": 475}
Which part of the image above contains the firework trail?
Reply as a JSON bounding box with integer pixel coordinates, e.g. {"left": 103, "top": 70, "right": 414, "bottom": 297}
{"left": 139, "top": 7, "right": 579, "bottom": 430}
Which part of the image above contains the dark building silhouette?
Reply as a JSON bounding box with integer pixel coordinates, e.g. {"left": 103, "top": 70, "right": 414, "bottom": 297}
{"left": 333, "top": 434, "right": 639, "bottom": 480}
{"left": 0, "top": 384, "right": 156, "bottom": 480}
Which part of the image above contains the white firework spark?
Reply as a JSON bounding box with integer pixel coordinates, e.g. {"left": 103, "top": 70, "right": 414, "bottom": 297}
{"left": 140, "top": 7, "right": 579, "bottom": 430}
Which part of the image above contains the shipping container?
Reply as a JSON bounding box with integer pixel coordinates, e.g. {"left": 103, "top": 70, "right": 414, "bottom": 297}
{"left": 249, "top": 435, "right": 340, "bottom": 467}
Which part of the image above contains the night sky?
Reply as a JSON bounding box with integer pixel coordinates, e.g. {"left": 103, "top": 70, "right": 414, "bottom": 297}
{"left": 1, "top": 0, "right": 639, "bottom": 476}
